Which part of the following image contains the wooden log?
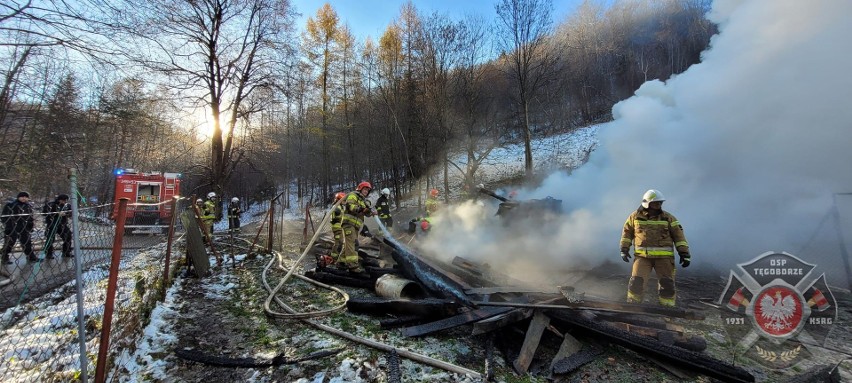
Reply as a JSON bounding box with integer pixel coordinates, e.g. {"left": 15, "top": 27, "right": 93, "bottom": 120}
{"left": 513, "top": 310, "right": 550, "bottom": 374}
{"left": 380, "top": 315, "right": 423, "bottom": 329}
{"left": 346, "top": 297, "right": 459, "bottom": 318}
{"left": 305, "top": 270, "right": 374, "bottom": 289}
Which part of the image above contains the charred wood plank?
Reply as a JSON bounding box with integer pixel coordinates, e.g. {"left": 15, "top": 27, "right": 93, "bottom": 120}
{"left": 609, "top": 322, "right": 706, "bottom": 352}
{"left": 549, "top": 333, "right": 583, "bottom": 373}
{"left": 547, "top": 311, "right": 754, "bottom": 382}
{"left": 513, "top": 310, "right": 550, "bottom": 374}
{"left": 386, "top": 247, "right": 475, "bottom": 307}
{"left": 305, "top": 270, "right": 374, "bottom": 289}
{"left": 594, "top": 312, "right": 686, "bottom": 333}
{"left": 366, "top": 266, "right": 401, "bottom": 279}
{"left": 475, "top": 299, "right": 704, "bottom": 320}
{"left": 551, "top": 347, "right": 603, "bottom": 375}
{"left": 471, "top": 308, "right": 533, "bottom": 335}
{"left": 346, "top": 297, "right": 460, "bottom": 318}
{"left": 402, "top": 307, "right": 513, "bottom": 337}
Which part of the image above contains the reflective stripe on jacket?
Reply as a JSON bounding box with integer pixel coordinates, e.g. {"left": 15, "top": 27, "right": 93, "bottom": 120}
{"left": 342, "top": 192, "right": 368, "bottom": 228}
{"left": 620, "top": 207, "right": 689, "bottom": 257}
{"left": 202, "top": 200, "right": 216, "bottom": 221}
{"left": 330, "top": 205, "right": 344, "bottom": 231}
{"left": 376, "top": 195, "right": 391, "bottom": 219}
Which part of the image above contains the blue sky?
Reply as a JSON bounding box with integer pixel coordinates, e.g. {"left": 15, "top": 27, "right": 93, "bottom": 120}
{"left": 291, "top": 0, "right": 588, "bottom": 41}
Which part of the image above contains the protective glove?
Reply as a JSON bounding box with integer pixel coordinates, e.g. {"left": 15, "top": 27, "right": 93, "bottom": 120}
{"left": 679, "top": 253, "right": 691, "bottom": 268}
{"left": 620, "top": 249, "right": 631, "bottom": 263}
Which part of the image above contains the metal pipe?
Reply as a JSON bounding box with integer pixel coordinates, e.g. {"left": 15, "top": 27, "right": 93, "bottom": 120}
{"left": 94, "top": 197, "right": 128, "bottom": 383}
{"left": 70, "top": 168, "right": 88, "bottom": 383}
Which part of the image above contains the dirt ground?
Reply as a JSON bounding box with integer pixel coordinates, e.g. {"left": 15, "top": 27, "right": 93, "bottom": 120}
{"left": 141, "top": 217, "right": 852, "bottom": 383}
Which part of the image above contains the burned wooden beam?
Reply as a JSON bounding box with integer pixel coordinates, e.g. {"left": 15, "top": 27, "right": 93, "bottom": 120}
{"left": 305, "top": 270, "right": 374, "bottom": 289}
{"left": 474, "top": 299, "right": 704, "bottom": 319}
{"left": 471, "top": 308, "right": 533, "bottom": 335}
{"left": 547, "top": 310, "right": 755, "bottom": 382}
{"left": 608, "top": 322, "right": 706, "bottom": 352}
{"left": 346, "top": 297, "right": 460, "bottom": 318}
{"left": 380, "top": 315, "right": 424, "bottom": 329}
{"left": 551, "top": 347, "right": 603, "bottom": 375}
{"left": 402, "top": 307, "right": 513, "bottom": 337}
{"left": 383, "top": 245, "right": 475, "bottom": 307}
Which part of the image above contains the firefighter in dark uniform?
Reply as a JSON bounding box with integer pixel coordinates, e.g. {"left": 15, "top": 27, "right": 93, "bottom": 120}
{"left": 228, "top": 197, "right": 242, "bottom": 233}
{"left": 2, "top": 192, "right": 38, "bottom": 263}
{"left": 337, "top": 182, "right": 375, "bottom": 273}
{"left": 43, "top": 194, "right": 73, "bottom": 258}
{"left": 620, "top": 189, "right": 690, "bottom": 307}
{"left": 376, "top": 188, "right": 393, "bottom": 228}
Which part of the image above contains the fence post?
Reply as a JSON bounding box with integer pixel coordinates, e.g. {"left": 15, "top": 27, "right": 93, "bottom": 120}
{"left": 266, "top": 199, "right": 275, "bottom": 252}
{"left": 163, "top": 196, "right": 179, "bottom": 288}
{"left": 94, "top": 197, "right": 128, "bottom": 383}
{"left": 70, "top": 168, "right": 88, "bottom": 383}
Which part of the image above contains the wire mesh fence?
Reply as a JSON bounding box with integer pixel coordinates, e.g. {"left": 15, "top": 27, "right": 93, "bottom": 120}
{"left": 0, "top": 195, "right": 186, "bottom": 382}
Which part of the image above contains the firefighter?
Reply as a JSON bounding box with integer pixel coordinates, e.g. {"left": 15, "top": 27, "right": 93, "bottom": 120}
{"left": 337, "top": 182, "right": 375, "bottom": 273}
{"left": 620, "top": 189, "right": 690, "bottom": 307}
{"left": 43, "top": 194, "right": 73, "bottom": 259}
{"left": 228, "top": 197, "right": 242, "bottom": 233}
{"left": 201, "top": 192, "right": 217, "bottom": 235}
{"left": 425, "top": 188, "right": 440, "bottom": 216}
{"left": 376, "top": 188, "right": 393, "bottom": 228}
{"left": 2, "top": 192, "right": 38, "bottom": 264}
{"left": 328, "top": 192, "right": 347, "bottom": 264}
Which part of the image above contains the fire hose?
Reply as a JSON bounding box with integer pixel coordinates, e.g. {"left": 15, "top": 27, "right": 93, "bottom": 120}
{"left": 253, "top": 199, "right": 482, "bottom": 379}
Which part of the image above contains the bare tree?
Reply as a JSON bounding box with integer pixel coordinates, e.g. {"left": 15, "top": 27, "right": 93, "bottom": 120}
{"left": 105, "top": 0, "right": 295, "bottom": 202}
{"left": 495, "top": 0, "right": 556, "bottom": 177}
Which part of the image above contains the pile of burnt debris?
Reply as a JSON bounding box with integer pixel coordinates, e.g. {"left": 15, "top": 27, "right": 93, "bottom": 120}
{"left": 304, "top": 226, "right": 773, "bottom": 383}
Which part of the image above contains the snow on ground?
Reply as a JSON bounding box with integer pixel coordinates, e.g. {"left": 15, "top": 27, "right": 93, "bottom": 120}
{"left": 0, "top": 245, "right": 171, "bottom": 382}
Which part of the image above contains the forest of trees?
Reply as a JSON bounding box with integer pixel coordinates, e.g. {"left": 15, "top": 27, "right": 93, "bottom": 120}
{"left": 0, "top": 0, "right": 715, "bottom": 208}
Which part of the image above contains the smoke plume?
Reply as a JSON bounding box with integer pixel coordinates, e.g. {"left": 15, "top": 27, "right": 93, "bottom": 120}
{"left": 421, "top": 0, "right": 852, "bottom": 287}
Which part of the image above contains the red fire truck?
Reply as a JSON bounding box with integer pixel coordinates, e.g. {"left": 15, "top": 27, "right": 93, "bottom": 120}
{"left": 112, "top": 169, "right": 181, "bottom": 232}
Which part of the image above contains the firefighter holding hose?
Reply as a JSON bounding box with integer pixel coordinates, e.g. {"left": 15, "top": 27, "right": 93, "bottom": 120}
{"left": 337, "top": 182, "right": 376, "bottom": 273}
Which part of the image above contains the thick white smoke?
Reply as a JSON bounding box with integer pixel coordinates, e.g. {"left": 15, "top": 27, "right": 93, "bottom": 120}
{"left": 420, "top": 0, "right": 852, "bottom": 286}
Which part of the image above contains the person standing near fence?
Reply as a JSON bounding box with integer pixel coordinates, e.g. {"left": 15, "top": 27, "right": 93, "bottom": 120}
{"left": 228, "top": 197, "right": 242, "bottom": 233}
{"left": 376, "top": 188, "right": 393, "bottom": 228}
{"left": 1, "top": 191, "right": 38, "bottom": 264}
{"left": 43, "top": 194, "right": 73, "bottom": 259}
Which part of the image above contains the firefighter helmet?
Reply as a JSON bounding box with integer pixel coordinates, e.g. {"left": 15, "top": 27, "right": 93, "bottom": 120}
{"left": 429, "top": 189, "right": 439, "bottom": 198}
{"left": 641, "top": 189, "right": 666, "bottom": 208}
{"left": 231, "top": 197, "right": 239, "bottom": 203}
{"left": 356, "top": 182, "right": 372, "bottom": 191}
{"left": 381, "top": 188, "right": 390, "bottom": 196}
{"left": 196, "top": 198, "right": 203, "bottom": 204}
{"left": 207, "top": 192, "right": 217, "bottom": 199}
{"left": 334, "top": 192, "right": 346, "bottom": 201}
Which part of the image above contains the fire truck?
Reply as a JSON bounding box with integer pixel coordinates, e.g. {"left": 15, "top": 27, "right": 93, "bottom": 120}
{"left": 112, "top": 169, "right": 181, "bottom": 232}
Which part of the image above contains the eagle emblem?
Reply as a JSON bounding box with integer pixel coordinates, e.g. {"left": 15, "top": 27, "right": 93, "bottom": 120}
{"left": 753, "top": 286, "right": 803, "bottom": 337}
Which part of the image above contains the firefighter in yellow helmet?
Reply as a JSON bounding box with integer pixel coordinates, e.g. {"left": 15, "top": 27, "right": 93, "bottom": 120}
{"left": 329, "top": 192, "right": 347, "bottom": 263}
{"left": 337, "top": 182, "right": 376, "bottom": 273}
{"left": 425, "top": 188, "right": 441, "bottom": 216}
{"left": 620, "top": 189, "right": 690, "bottom": 307}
